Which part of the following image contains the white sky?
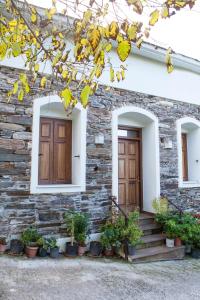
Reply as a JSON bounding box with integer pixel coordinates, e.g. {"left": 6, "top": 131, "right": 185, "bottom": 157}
{"left": 27, "top": 0, "right": 200, "bottom": 60}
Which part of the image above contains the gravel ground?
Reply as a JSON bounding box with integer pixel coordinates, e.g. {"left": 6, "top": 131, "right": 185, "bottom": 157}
{"left": 0, "top": 255, "right": 200, "bottom": 300}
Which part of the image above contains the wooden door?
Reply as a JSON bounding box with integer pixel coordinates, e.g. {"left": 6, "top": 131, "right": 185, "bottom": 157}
{"left": 118, "top": 129, "right": 141, "bottom": 213}
{"left": 39, "top": 118, "right": 72, "bottom": 185}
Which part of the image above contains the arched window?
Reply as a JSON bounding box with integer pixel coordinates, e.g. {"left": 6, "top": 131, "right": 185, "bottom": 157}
{"left": 31, "top": 95, "right": 86, "bottom": 193}
{"left": 177, "top": 117, "right": 200, "bottom": 188}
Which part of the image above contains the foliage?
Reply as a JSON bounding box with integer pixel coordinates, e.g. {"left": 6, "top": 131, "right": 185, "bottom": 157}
{"left": 21, "top": 227, "right": 41, "bottom": 246}
{"left": 0, "top": 0, "right": 197, "bottom": 106}
{"left": 152, "top": 197, "right": 169, "bottom": 215}
{"left": 37, "top": 237, "right": 49, "bottom": 250}
{"left": 190, "top": 224, "right": 200, "bottom": 249}
{"left": 100, "top": 221, "right": 120, "bottom": 249}
{"left": 46, "top": 237, "right": 58, "bottom": 249}
{"left": 164, "top": 219, "right": 177, "bottom": 239}
{"left": 0, "top": 237, "right": 7, "bottom": 245}
{"left": 74, "top": 212, "right": 89, "bottom": 246}
{"left": 64, "top": 210, "right": 76, "bottom": 246}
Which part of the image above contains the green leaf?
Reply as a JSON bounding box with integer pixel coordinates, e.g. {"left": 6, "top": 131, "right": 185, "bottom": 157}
{"left": 110, "top": 67, "right": 115, "bottom": 82}
{"left": 80, "top": 85, "right": 91, "bottom": 107}
{"left": 60, "top": 87, "right": 73, "bottom": 107}
{"left": 117, "top": 40, "right": 131, "bottom": 62}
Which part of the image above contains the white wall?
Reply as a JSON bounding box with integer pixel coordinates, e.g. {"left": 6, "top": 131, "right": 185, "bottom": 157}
{"left": 1, "top": 44, "right": 200, "bottom": 105}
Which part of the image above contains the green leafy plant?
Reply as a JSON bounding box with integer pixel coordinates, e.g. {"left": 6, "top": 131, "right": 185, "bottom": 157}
{"left": 164, "top": 219, "right": 178, "bottom": 239}
{"left": 74, "top": 213, "right": 89, "bottom": 246}
{"left": 21, "top": 227, "right": 41, "bottom": 246}
{"left": 64, "top": 210, "right": 76, "bottom": 246}
{"left": 100, "top": 222, "right": 120, "bottom": 250}
{"left": 37, "top": 237, "right": 48, "bottom": 250}
{"left": 46, "top": 237, "right": 58, "bottom": 249}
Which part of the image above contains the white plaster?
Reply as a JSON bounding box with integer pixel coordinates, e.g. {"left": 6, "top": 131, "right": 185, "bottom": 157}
{"left": 30, "top": 95, "right": 87, "bottom": 194}
{"left": 1, "top": 44, "right": 200, "bottom": 105}
{"left": 177, "top": 117, "right": 200, "bottom": 188}
{"left": 112, "top": 106, "right": 160, "bottom": 213}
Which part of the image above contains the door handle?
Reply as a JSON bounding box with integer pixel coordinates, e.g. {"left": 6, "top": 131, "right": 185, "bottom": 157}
{"left": 38, "top": 153, "right": 43, "bottom": 157}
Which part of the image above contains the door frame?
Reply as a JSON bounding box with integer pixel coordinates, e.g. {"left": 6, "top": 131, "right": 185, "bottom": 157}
{"left": 118, "top": 126, "right": 143, "bottom": 212}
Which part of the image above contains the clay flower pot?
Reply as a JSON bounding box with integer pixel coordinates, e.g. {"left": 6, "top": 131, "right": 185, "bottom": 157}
{"left": 0, "top": 244, "right": 7, "bottom": 253}
{"left": 104, "top": 248, "right": 114, "bottom": 257}
{"left": 78, "top": 245, "right": 87, "bottom": 256}
{"left": 25, "top": 245, "right": 38, "bottom": 258}
{"left": 175, "top": 237, "right": 182, "bottom": 247}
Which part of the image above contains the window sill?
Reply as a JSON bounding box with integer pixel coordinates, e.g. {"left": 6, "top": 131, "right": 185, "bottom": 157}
{"left": 179, "top": 181, "right": 200, "bottom": 188}
{"left": 31, "top": 184, "right": 85, "bottom": 194}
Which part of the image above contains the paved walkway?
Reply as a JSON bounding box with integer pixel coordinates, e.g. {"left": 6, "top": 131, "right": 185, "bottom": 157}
{"left": 0, "top": 256, "right": 200, "bottom": 300}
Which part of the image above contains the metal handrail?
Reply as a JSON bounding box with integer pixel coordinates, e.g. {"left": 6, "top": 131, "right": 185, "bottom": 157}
{"left": 109, "top": 196, "right": 128, "bottom": 260}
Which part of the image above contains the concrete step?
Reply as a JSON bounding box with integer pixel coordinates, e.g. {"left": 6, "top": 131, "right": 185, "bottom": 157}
{"left": 129, "top": 245, "right": 185, "bottom": 263}
{"left": 137, "top": 233, "right": 165, "bottom": 249}
{"left": 140, "top": 222, "right": 162, "bottom": 236}
{"left": 139, "top": 213, "right": 155, "bottom": 225}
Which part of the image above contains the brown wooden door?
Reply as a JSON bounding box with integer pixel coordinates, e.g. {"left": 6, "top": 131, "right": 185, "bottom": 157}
{"left": 118, "top": 133, "right": 141, "bottom": 213}
{"left": 39, "top": 118, "right": 72, "bottom": 185}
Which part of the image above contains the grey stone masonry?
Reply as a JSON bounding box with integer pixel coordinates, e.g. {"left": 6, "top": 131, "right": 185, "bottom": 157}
{"left": 0, "top": 65, "right": 200, "bottom": 240}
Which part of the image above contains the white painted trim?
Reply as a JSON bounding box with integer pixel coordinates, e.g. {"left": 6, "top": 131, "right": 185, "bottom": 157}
{"left": 30, "top": 95, "right": 87, "bottom": 194}
{"left": 112, "top": 106, "right": 160, "bottom": 213}
{"left": 177, "top": 117, "right": 200, "bottom": 188}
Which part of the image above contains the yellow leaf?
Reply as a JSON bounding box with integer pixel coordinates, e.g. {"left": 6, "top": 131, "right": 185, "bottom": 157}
{"left": 109, "top": 21, "right": 119, "bottom": 39}
{"left": 34, "top": 64, "right": 39, "bottom": 72}
{"left": 12, "top": 43, "right": 21, "bottom": 57}
{"left": 127, "top": 24, "right": 137, "bottom": 41}
{"left": 89, "top": 29, "right": 101, "bottom": 50}
{"left": 83, "top": 9, "right": 92, "bottom": 23}
{"left": 116, "top": 71, "right": 121, "bottom": 82}
{"left": 60, "top": 87, "right": 72, "bottom": 107}
{"left": 18, "top": 89, "right": 24, "bottom": 101}
{"left": 136, "top": 37, "right": 143, "bottom": 49}
{"left": 13, "top": 81, "right": 18, "bottom": 94}
{"left": 31, "top": 13, "right": 37, "bottom": 24}
{"left": 166, "top": 47, "right": 174, "bottom": 73}
{"left": 121, "top": 69, "right": 125, "bottom": 80}
{"left": 167, "top": 64, "right": 174, "bottom": 73}
{"left": 110, "top": 67, "right": 115, "bottom": 82}
{"left": 40, "top": 77, "right": 46, "bottom": 88}
{"left": 80, "top": 85, "right": 91, "bottom": 107}
{"left": 161, "top": 6, "right": 169, "bottom": 18}
{"left": 149, "top": 9, "right": 160, "bottom": 26}
{"left": 105, "top": 43, "right": 112, "bottom": 52}
{"left": 9, "top": 19, "right": 17, "bottom": 28}
{"left": 62, "top": 70, "right": 68, "bottom": 79}
{"left": 0, "top": 43, "right": 7, "bottom": 60}
{"left": 117, "top": 40, "right": 131, "bottom": 62}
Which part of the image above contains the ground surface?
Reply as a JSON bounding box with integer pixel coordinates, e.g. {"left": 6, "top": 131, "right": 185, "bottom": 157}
{"left": 0, "top": 255, "right": 200, "bottom": 300}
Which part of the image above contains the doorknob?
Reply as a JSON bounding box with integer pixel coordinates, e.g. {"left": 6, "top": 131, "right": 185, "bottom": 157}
{"left": 38, "top": 153, "right": 43, "bottom": 157}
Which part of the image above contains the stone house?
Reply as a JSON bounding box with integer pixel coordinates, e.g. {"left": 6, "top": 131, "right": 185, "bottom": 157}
{"left": 0, "top": 39, "right": 200, "bottom": 247}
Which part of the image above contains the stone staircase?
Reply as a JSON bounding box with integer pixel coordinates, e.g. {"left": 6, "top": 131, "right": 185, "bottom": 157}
{"left": 129, "top": 213, "right": 185, "bottom": 263}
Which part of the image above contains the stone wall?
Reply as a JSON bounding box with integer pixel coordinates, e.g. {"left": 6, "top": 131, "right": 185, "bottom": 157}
{"left": 0, "top": 65, "right": 200, "bottom": 239}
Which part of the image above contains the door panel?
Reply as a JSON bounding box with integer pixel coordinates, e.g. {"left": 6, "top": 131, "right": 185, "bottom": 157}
{"left": 118, "top": 132, "right": 141, "bottom": 214}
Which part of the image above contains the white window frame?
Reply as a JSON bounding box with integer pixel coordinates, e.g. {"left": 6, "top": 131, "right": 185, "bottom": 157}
{"left": 177, "top": 117, "right": 200, "bottom": 188}
{"left": 30, "top": 95, "right": 87, "bottom": 194}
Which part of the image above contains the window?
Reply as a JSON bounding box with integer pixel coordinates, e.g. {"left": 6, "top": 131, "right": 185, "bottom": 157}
{"left": 39, "top": 118, "right": 72, "bottom": 185}
{"left": 177, "top": 117, "right": 200, "bottom": 188}
{"left": 31, "top": 95, "right": 86, "bottom": 194}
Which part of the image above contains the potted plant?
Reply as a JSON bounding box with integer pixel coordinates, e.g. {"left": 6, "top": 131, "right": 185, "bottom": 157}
{"left": 89, "top": 241, "right": 103, "bottom": 257}
{"left": 180, "top": 213, "right": 198, "bottom": 253}
{"left": 64, "top": 210, "right": 78, "bottom": 257}
{"left": 0, "top": 237, "right": 7, "bottom": 253}
{"left": 37, "top": 237, "right": 48, "bottom": 257}
{"left": 47, "top": 238, "right": 59, "bottom": 258}
{"left": 74, "top": 213, "right": 89, "bottom": 256}
{"left": 121, "top": 212, "right": 143, "bottom": 256}
{"left": 21, "top": 227, "right": 41, "bottom": 258}
{"left": 100, "top": 222, "right": 116, "bottom": 256}
{"left": 191, "top": 224, "right": 200, "bottom": 259}
{"left": 164, "top": 219, "right": 177, "bottom": 248}
{"left": 10, "top": 239, "right": 24, "bottom": 255}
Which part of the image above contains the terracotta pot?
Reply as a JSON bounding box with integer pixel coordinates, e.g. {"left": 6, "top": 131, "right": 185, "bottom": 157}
{"left": 78, "top": 245, "right": 87, "bottom": 256}
{"left": 104, "top": 248, "right": 114, "bottom": 257}
{"left": 0, "top": 244, "right": 7, "bottom": 253}
{"left": 175, "top": 237, "right": 182, "bottom": 247}
{"left": 166, "top": 238, "right": 175, "bottom": 248}
{"left": 25, "top": 246, "right": 38, "bottom": 258}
